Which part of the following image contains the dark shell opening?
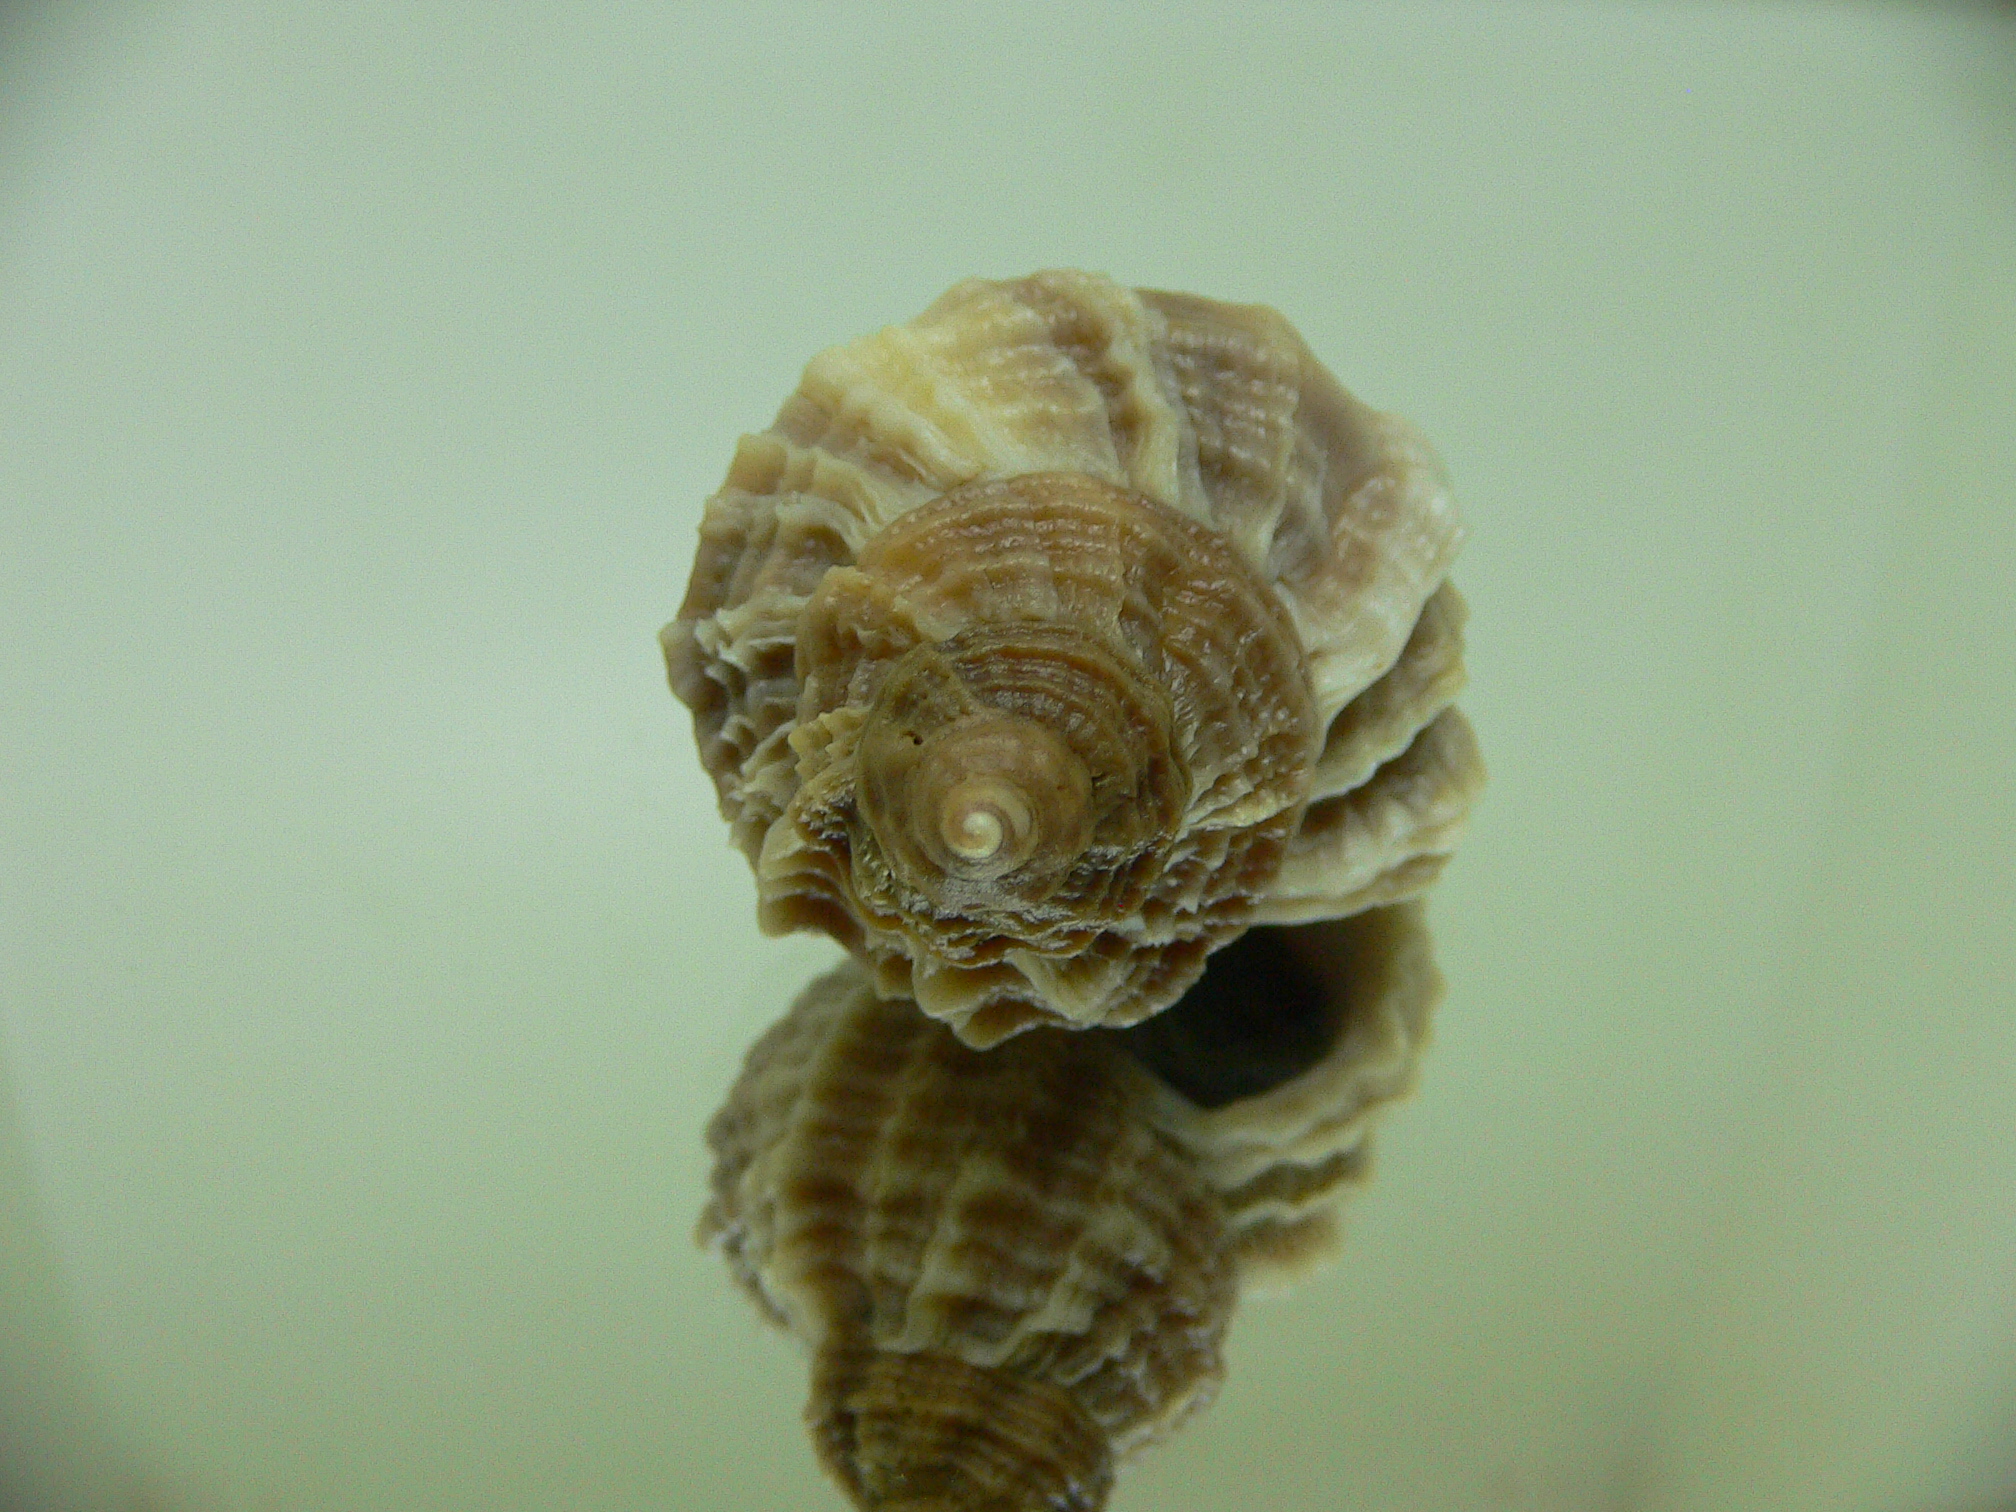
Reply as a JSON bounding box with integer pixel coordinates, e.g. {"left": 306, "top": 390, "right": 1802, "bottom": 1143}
{"left": 1112, "top": 925, "right": 1344, "bottom": 1109}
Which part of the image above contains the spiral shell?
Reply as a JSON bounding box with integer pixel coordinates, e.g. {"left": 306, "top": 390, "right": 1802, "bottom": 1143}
{"left": 665, "top": 271, "right": 1479, "bottom": 1045}
{"left": 700, "top": 904, "right": 1438, "bottom": 1512}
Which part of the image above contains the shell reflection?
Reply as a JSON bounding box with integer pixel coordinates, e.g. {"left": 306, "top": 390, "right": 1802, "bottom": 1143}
{"left": 700, "top": 906, "right": 1439, "bottom": 1512}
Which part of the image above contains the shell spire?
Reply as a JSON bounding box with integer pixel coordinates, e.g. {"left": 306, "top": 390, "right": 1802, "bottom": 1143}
{"left": 665, "top": 270, "right": 1481, "bottom": 1045}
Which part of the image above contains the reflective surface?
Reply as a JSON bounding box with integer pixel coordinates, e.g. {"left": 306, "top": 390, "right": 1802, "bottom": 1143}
{"left": 3, "top": 5, "right": 2013, "bottom": 1510}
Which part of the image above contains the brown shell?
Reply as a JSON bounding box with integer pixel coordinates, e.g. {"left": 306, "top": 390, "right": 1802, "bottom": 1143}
{"left": 665, "top": 271, "right": 1478, "bottom": 1045}
{"left": 699, "top": 903, "right": 1439, "bottom": 1511}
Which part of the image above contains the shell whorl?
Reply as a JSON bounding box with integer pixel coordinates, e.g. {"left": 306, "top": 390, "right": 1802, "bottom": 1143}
{"left": 812, "top": 1349, "right": 1115, "bottom": 1512}
{"left": 857, "top": 671, "right": 1100, "bottom": 896}
{"left": 665, "top": 271, "right": 1477, "bottom": 1043}
{"left": 779, "top": 471, "right": 1315, "bottom": 1043}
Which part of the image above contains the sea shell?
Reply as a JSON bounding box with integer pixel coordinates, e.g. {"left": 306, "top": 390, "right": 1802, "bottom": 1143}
{"left": 699, "top": 903, "right": 1440, "bottom": 1512}
{"left": 665, "top": 271, "right": 1480, "bottom": 1046}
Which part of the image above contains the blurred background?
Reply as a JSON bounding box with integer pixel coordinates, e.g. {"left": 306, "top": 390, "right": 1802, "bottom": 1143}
{"left": 2, "top": 3, "right": 2013, "bottom": 1510}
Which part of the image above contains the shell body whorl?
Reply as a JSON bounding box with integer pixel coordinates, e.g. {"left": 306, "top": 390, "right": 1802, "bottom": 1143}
{"left": 666, "top": 271, "right": 1479, "bottom": 1043}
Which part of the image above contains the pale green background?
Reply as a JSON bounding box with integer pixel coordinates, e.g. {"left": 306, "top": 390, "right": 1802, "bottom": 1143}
{"left": 2, "top": 4, "right": 2013, "bottom": 1511}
